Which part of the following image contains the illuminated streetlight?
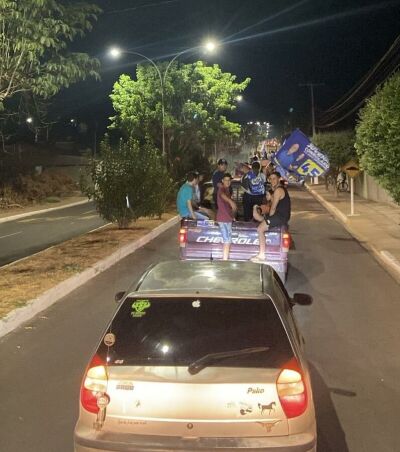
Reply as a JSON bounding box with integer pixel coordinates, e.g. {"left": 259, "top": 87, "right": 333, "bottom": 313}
{"left": 204, "top": 40, "right": 217, "bottom": 53}
{"left": 109, "top": 47, "right": 122, "bottom": 58}
{"left": 26, "top": 117, "right": 33, "bottom": 124}
{"left": 236, "top": 95, "right": 243, "bottom": 102}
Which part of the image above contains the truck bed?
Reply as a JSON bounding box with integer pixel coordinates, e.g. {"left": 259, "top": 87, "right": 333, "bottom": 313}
{"left": 179, "top": 219, "right": 290, "bottom": 282}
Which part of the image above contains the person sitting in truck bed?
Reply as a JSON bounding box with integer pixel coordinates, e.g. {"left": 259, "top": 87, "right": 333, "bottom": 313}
{"left": 250, "top": 171, "right": 291, "bottom": 263}
{"left": 192, "top": 171, "right": 214, "bottom": 219}
{"left": 177, "top": 172, "right": 209, "bottom": 221}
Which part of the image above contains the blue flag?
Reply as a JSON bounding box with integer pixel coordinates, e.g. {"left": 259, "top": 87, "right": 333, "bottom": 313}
{"left": 273, "top": 129, "right": 329, "bottom": 177}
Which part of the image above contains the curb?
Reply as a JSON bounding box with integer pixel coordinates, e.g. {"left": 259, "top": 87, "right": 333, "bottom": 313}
{"left": 0, "top": 199, "right": 90, "bottom": 224}
{"left": 305, "top": 184, "right": 400, "bottom": 284}
{"left": 304, "top": 184, "right": 348, "bottom": 224}
{"left": 0, "top": 216, "right": 180, "bottom": 339}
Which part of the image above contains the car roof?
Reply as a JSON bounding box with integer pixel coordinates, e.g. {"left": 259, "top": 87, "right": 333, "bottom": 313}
{"left": 132, "top": 260, "right": 276, "bottom": 297}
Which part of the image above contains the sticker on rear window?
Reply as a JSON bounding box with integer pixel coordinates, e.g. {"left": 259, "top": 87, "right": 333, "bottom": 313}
{"left": 104, "top": 333, "right": 116, "bottom": 346}
{"left": 131, "top": 299, "right": 151, "bottom": 318}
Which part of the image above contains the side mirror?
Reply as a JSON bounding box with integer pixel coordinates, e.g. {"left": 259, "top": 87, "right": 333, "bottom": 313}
{"left": 114, "top": 291, "right": 125, "bottom": 303}
{"left": 290, "top": 293, "right": 313, "bottom": 307}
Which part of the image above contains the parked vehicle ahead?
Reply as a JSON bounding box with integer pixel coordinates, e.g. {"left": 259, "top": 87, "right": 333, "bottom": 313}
{"left": 179, "top": 218, "right": 290, "bottom": 283}
{"left": 74, "top": 260, "right": 316, "bottom": 452}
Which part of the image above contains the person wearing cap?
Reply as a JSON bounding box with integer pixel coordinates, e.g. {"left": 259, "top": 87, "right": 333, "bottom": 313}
{"left": 177, "top": 171, "right": 209, "bottom": 221}
{"left": 216, "top": 173, "right": 237, "bottom": 260}
{"left": 212, "top": 158, "right": 228, "bottom": 207}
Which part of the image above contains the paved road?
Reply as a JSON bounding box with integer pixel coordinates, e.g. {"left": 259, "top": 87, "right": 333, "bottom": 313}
{"left": 1, "top": 188, "right": 399, "bottom": 452}
{"left": 0, "top": 202, "right": 107, "bottom": 267}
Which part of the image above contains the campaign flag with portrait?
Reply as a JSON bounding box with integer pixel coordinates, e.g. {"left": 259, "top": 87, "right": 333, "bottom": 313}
{"left": 273, "top": 129, "right": 330, "bottom": 177}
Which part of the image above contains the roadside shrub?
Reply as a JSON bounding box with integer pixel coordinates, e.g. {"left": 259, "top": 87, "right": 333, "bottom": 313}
{"left": 355, "top": 72, "right": 400, "bottom": 203}
{"left": 83, "top": 137, "right": 175, "bottom": 228}
{"left": 312, "top": 130, "right": 356, "bottom": 196}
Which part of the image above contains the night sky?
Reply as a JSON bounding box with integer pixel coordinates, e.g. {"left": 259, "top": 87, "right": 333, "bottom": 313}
{"left": 57, "top": 0, "right": 400, "bottom": 135}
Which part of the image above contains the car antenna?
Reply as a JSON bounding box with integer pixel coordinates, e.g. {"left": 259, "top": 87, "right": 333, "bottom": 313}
{"left": 210, "top": 251, "right": 213, "bottom": 262}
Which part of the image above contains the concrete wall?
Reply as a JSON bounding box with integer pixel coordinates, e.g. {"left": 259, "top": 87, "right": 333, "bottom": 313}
{"left": 354, "top": 171, "right": 396, "bottom": 205}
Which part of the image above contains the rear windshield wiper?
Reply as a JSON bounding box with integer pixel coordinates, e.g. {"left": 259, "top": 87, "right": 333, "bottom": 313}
{"left": 187, "top": 347, "right": 270, "bottom": 375}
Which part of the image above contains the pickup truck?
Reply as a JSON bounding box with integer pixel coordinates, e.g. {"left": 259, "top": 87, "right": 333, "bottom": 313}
{"left": 179, "top": 218, "right": 290, "bottom": 283}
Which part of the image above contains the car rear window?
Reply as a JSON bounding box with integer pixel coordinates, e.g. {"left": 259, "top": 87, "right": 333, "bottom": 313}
{"left": 98, "top": 297, "right": 294, "bottom": 368}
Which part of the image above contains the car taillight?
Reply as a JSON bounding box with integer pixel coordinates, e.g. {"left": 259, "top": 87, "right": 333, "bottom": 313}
{"left": 277, "top": 361, "right": 307, "bottom": 418}
{"left": 178, "top": 228, "right": 187, "bottom": 246}
{"left": 281, "top": 233, "right": 290, "bottom": 252}
{"left": 80, "top": 354, "right": 109, "bottom": 414}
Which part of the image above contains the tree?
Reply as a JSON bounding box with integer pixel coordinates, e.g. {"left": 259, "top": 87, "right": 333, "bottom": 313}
{"left": 109, "top": 61, "right": 250, "bottom": 168}
{"left": 312, "top": 130, "right": 356, "bottom": 196}
{"left": 82, "top": 138, "right": 174, "bottom": 228}
{"left": 0, "top": 0, "right": 101, "bottom": 108}
{"left": 355, "top": 72, "right": 400, "bottom": 203}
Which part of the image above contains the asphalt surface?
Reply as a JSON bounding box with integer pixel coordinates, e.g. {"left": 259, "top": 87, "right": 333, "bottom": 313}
{"left": 1, "top": 188, "right": 400, "bottom": 452}
{"left": 0, "top": 202, "right": 107, "bottom": 267}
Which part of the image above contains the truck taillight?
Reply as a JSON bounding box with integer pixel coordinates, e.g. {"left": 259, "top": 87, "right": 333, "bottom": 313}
{"left": 277, "top": 360, "right": 307, "bottom": 419}
{"left": 281, "top": 232, "right": 290, "bottom": 252}
{"left": 80, "top": 354, "right": 109, "bottom": 414}
{"left": 179, "top": 228, "right": 187, "bottom": 246}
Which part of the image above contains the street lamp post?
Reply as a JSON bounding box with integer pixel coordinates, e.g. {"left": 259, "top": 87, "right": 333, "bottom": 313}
{"left": 110, "top": 41, "right": 217, "bottom": 158}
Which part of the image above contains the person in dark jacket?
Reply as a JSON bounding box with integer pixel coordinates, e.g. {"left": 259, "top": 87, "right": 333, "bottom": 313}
{"left": 212, "top": 158, "right": 228, "bottom": 207}
{"left": 241, "top": 161, "right": 266, "bottom": 221}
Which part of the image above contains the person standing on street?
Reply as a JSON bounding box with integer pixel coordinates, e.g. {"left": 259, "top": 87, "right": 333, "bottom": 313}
{"left": 212, "top": 158, "right": 228, "bottom": 208}
{"left": 250, "top": 171, "right": 291, "bottom": 263}
{"left": 241, "top": 161, "right": 266, "bottom": 221}
{"left": 216, "top": 173, "right": 237, "bottom": 260}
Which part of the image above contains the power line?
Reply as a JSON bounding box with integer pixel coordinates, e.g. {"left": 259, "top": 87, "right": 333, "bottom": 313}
{"left": 324, "top": 35, "right": 400, "bottom": 114}
{"left": 317, "top": 33, "right": 400, "bottom": 128}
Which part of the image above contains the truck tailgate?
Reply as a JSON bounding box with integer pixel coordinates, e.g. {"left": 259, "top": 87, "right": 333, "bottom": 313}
{"left": 180, "top": 220, "right": 285, "bottom": 262}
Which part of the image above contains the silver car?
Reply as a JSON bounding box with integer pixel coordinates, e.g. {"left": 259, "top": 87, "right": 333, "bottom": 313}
{"left": 74, "top": 260, "right": 316, "bottom": 451}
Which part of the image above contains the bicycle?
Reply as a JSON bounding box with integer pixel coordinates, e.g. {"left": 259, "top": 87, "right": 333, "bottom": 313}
{"left": 337, "top": 179, "right": 348, "bottom": 192}
{"left": 326, "top": 174, "right": 348, "bottom": 192}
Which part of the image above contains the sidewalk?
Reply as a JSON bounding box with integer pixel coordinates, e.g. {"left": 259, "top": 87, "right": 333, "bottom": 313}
{"left": 306, "top": 183, "right": 400, "bottom": 284}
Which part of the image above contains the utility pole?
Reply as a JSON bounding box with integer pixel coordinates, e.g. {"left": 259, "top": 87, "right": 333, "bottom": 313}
{"left": 299, "top": 83, "right": 324, "bottom": 136}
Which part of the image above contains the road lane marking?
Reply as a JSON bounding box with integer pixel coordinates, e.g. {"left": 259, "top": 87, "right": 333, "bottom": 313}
{"left": 0, "top": 231, "right": 22, "bottom": 240}
{"left": 79, "top": 214, "right": 99, "bottom": 220}
{"left": 81, "top": 209, "right": 96, "bottom": 214}
{"left": 18, "top": 215, "right": 72, "bottom": 223}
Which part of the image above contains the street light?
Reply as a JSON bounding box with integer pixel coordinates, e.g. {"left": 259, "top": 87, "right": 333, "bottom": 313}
{"left": 204, "top": 40, "right": 217, "bottom": 53}
{"left": 109, "top": 41, "right": 219, "bottom": 158}
{"left": 26, "top": 117, "right": 33, "bottom": 124}
{"left": 109, "top": 47, "right": 121, "bottom": 58}
{"left": 236, "top": 95, "right": 243, "bottom": 102}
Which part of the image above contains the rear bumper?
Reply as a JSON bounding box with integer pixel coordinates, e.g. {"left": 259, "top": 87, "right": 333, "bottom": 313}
{"left": 74, "top": 431, "right": 316, "bottom": 451}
